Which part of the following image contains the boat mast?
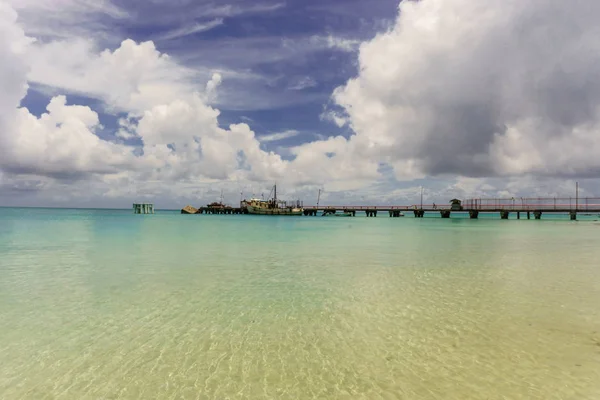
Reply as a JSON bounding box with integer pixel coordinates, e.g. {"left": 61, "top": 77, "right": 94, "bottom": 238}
{"left": 316, "top": 189, "right": 321, "bottom": 208}
{"left": 274, "top": 184, "right": 277, "bottom": 203}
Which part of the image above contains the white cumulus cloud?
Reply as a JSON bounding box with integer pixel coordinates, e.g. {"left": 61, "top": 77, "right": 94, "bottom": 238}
{"left": 0, "top": 3, "right": 289, "bottom": 192}
{"left": 2, "top": 0, "right": 600, "bottom": 207}
{"left": 332, "top": 0, "right": 600, "bottom": 179}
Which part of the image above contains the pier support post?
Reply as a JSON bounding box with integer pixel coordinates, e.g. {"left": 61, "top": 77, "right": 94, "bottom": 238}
{"left": 517, "top": 212, "right": 520, "bottom": 220}
{"left": 501, "top": 211, "right": 509, "bottom": 220}
{"left": 527, "top": 212, "right": 530, "bottom": 220}
{"left": 570, "top": 211, "right": 577, "bottom": 221}
{"left": 469, "top": 210, "right": 479, "bottom": 219}
{"left": 413, "top": 210, "right": 424, "bottom": 218}
{"left": 389, "top": 211, "right": 393, "bottom": 217}
{"left": 440, "top": 210, "right": 451, "bottom": 219}
{"left": 534, "top": 211, "right": 542, "bottom": 220}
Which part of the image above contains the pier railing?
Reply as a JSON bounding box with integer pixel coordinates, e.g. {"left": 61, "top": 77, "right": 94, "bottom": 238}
{"left": 463, "top": 197, "right": 600, "bottom": 211}
{"left": 303, "top": 205, "right": 414, "bottom": 211}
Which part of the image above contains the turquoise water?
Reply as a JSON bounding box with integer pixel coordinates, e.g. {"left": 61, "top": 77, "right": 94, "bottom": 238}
{"left": 1, "top": 208, "right": 599, "bottom": 399}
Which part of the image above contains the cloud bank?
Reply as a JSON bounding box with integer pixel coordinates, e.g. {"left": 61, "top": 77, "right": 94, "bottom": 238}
{"left": 1, "top": 0, "right": 600, "bottom": 207}
{"left": 332, "top": 0, "right": 600, "bottom": 180}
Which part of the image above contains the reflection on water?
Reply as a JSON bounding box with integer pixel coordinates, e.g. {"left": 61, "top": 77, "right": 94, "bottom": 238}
{"left": 0, "top": 208, "right": 599, "bottom": 399}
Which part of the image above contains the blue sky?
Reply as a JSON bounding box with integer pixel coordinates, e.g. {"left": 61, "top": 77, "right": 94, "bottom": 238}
{"left": 22, "top": 0, "right": 396, "bottom": 150}
{"left": 2, "top": 0, "right": 600, "bottom": 208}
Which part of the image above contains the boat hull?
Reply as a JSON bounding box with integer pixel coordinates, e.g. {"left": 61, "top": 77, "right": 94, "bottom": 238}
{"left": 246, "top": 205, "right": 303, "bottom": 216}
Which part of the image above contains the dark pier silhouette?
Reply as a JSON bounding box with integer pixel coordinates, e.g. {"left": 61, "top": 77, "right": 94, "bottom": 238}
{"left": 182, "top": 197, "right": 600, "bottom": 220}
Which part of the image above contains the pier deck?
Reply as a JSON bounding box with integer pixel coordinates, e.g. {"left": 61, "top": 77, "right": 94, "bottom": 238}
{"left": 182, "top": 197, "right": 600, "bottom": 220}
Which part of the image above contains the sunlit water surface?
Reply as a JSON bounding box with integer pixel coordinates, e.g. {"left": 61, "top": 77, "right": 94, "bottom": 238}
{"left": 1, "top": 208, "right": 599, "bottom": 399}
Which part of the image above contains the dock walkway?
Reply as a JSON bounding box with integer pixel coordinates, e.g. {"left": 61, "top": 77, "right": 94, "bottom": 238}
{"left": 182, "top": 197, "right": 600, "bottom": 220}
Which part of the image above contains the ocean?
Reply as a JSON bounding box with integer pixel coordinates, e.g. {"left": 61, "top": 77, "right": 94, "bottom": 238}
{"left": 0, "top": 208, "right": 599, "bottom": 399}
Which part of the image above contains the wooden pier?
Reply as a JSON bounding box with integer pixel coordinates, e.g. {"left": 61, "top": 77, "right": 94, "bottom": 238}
{"left": 457, "top": 197, "right": 600, "bottom": 220}
{"left": 196, "top": 207, "right": 245, "bottom": 215}
{"left": 181, "top": 197, "right": 600, "bottom": 220}
{"left": 302, "top": 206, "right": 408, "bottom": 217}
{"left": 181, "top": 204, "right": 245, "bottom": 214}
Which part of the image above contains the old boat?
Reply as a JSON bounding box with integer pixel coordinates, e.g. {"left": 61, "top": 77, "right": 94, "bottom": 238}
{"left": 242, "top": 185, "right": 303, "bottom": 216}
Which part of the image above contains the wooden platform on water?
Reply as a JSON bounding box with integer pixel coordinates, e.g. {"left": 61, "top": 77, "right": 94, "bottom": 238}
{"left": 181, "top": 197, "right": 600, "bottom": 220}
{"left": 133, "top": 203, "right": 154, "bottom": 214}
{"left": 181, "top": 205, "right": 245, "bottom": 214}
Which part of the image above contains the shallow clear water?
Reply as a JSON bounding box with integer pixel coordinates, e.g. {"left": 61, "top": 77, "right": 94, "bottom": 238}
{"left": 1, "top": 208, "right": 599, "bottom": 399}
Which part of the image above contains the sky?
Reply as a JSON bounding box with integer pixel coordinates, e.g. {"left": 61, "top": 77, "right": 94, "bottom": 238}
{"left": 1, "top": 0, "right": 599, "bottom": 209}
